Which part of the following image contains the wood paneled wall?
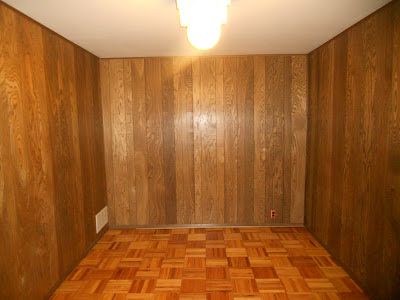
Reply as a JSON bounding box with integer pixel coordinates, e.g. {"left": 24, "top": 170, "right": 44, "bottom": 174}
{"left": 100, "top": 55, "right": 308, "bottom": 226}
{"left": 305, "top": 2, "right": 400, "bottom": 299}
{"left": 0, "top": 3, "right": 107, "bottom": 299}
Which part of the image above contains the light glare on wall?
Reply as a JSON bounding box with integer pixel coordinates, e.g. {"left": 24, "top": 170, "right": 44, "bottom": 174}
{"left": 177, "top": 0, "right": 231, "bottom": 50}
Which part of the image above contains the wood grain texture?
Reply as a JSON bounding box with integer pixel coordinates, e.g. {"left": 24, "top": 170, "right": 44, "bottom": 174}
{"left": 132, "top": 59, "right": 149, "bottom": 225}
{"left": 100, "top": 55, "right": 308, "bottom": 226}
{"left": 290, "top": 56, "right": 308, "bottom": 224}
{"left": 253, "top": 56, "right": 266, "bottom": 225}
{"left": 0, "top": 3, "right": 107, "bottom": 299}
{"left": 200, "top": 57, "right": 218, "bottom": 224}
{"left": 51, "top": 227, "right": 367, "bottom": 299}
{"left": 173, "top": 57, "right": 195, "bottom": 224}
{"left": 305, "top": 2, "right": 400, "bottom": 299}
{"left": 146, "top": 58, "right": 166, "bottom": 224}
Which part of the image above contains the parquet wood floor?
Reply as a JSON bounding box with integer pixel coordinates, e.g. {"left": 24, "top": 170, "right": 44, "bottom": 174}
{"left": 51, "top": 227, "right": 368, "bottom": 299}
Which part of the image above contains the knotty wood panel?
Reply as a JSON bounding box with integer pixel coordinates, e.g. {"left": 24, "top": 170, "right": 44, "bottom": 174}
{"left": 305, "top": 2, "right": 400, "bottom": 299}
{"left": 100, "top": 55, "right": 308, "bottom": 227}
{"left": 0, "top": 3, "right": 107, "bottom": 299}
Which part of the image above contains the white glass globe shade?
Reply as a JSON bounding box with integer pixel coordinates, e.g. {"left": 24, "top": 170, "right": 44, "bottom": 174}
{"left": 187, "top": 23, "right": 221, "bottom": 50}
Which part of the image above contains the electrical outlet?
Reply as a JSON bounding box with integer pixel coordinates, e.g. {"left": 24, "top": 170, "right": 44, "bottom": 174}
{"left": 96, "top": 206, "right": 108, "bottom": 233}
{"left": 270, "top": 209, "right": 277, "bottom": 219}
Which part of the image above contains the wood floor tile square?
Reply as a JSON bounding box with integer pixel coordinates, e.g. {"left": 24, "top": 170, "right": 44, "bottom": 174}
{"left": 312, "top": 256, "right": 335, "bottom": 267}
{"left": 207, "top": 291, "right": 233, "bottom": 300}
{"left": 305, "top": 249, "right": 330, "bottom": 256}
{"left": 151, "top": 233, "right": 171, "bottom": 241}
{"left": 229, "top": 268, "right": 255, "bottom": 279}
{"left": 246, "top": 247, "right": 268, "bottom": 257}
{"left": 135, "top": 269, "right": 160, "bottom": 278}
{"left": 154, "top": 292, "right": 180, "bottom": 300}
{"left": 182, "top": 267, "right": 206, "bottom": 279}
{"left": 151, "top": 241, "right": 169, "bottom": 249}
{"left": 252, "top": 267, "right": 278, "bottom": 279}
{"left": 76, "top": 279, "right": 108, "bottom": 293}
{"left": 188, "top": 233, "right": 206, "bottom": 241}
{"left": 286, "top": 248, "right": 307, "bottom": 256}
{"left": 188, "top": 241, "right": 206, "bottom": 248}
{"left": 140, "top": 257, "right": 164, "bottom": 269}
{"left": 320, "top": 267, "right": 348, "bottom": 278}
{"left": 119, "top": 260, "right": 142, "bottom": 269}
{"left": 56, "top": 280, "right": 86, "bottom": 292}
{"left": 228, "top": 257, "right": 250, "bottom": 268}
{"left": 126, "top": 249, "right": 146, "bottom": 258}
{"left": 170, "top": 234, "right": 187, "bottom": 242}
{"left": 206, "top": 240, "right": 226, "bottom": 248}
{"left": 67, "top": 267, "right": 91, "bottom": 281}
{"left": 280, "top": 277, "right": 310, "bottom": 293}
{"left": 277, "top": 233, "right": 297, "bottom": 240}
{"left": 297, "top": 266, "right": 325, "bottom": 279}
{"left": 274, "top": 267, "right": 301, "bottom": 278}
{"left": 224, "top": 233, "right": 243, "bottom": 240}
{"left": 288, "top": 256, "right": 317, "bottom": 267}
{"left": 162, "top": 258, "right": 185, "bottom": 268}
{"left": 125, "top": 293, "right": 154, "bottom": 299}
{"left": 265, "top": 240, "right": 283, "bottom": 248}
{"left": 207, "top": 248, "right": 226, "bottom": 258}
{"left": 243, "top": 241, "right": 265, "bottom": 248}
{"left": 281, "top": 240, "right": 303, "bottom": 249}
{"left": 112, "top": 267, "right": 138, "bottom": 279}
{"left": 305, "top": 279, "right": 335, "bottom": 292}
{"left": 186, "top": 248, "right": 206, "bottom": 257}
{"left": 207, "top": 231, "right": 224, "bottom": 240}
{"left": 182, "top": 279, "right": 206, "bottom": 293}
{"left": 255, "top": 279, "right": 285, "bottom": 293}
{"left": 189, "top": 228, "right": 206, "bottom": 234}
{"left": 159, "top": 267, "right": 183, "bottom": 279}
{"left": 154, "top": 279, "right": 182, "bottom": 292}
{"left": 270, "top": 257, "right": 292, "bottom": 268}
{"left": 98, "top": 257, "right": 121, "bottom": 269}
{"left": 129, "top": 279, "right": 156, "bottom": 293}
{"left": 179, "top": 293, "right": 207, "bottom": 299}
{"left": 185, "top": 257, "right": 206, "bottom": 268}
{"left": 249, "top": 257, "right": 273, "bottom": 267}
{"left": 286, "top": 293, "right": 319, "bottom": 300}
{"left": 85, "top": 269, "right": 114, "bottom": 280}
{"left": 171, "top": 228, "right": 189, "bottom": 234}
{"left": 226, "top": 248, "right": 248, "bottom": 257}
{"left": 206, "top": 258, "right": 229, "bottom": 267}
{"left": 232, "top": 279, "right": 259, "bottom": 294}
{"left": 266, "top": 248, "right": 288, "bottom": 256}
{"left": 260, "top": 293, "right": 288, "bottom": 300}
{"left": 207, "top": 267, "right": 228, "bottom": 279}
{"left": 233, "top": 296, "right": 262, "bottom": 300}
{"left": 271, "top": 228, "right": 294, "bottom": 233}
{"left": 226, "top": 240, "right": 244, "bottom": 248}
{"left": 167, "top": 248, "right": 186, "bottom": 258}
{"left": 103, "top": 279, "right": 132, "bottom": 293}
{"left": 206, "top": 280, "right": 234, "bottom": 292}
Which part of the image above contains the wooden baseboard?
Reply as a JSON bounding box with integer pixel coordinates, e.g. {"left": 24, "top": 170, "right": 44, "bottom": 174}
{"left": 110, "top": 223, "right": 304, "bottom": 230}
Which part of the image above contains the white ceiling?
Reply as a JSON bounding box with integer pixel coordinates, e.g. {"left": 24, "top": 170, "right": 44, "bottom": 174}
{"left": 4, "top": 0, "right": 390, "bottom": 58}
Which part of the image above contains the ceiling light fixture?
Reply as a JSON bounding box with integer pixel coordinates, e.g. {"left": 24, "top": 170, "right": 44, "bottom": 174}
{"left": 177, "top": 0, "right": 231, "bottom": 50}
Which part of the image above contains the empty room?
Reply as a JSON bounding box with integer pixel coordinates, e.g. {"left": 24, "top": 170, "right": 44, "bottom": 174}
{"left": 0, "top": 0, "right": 399, "bottom": 299}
